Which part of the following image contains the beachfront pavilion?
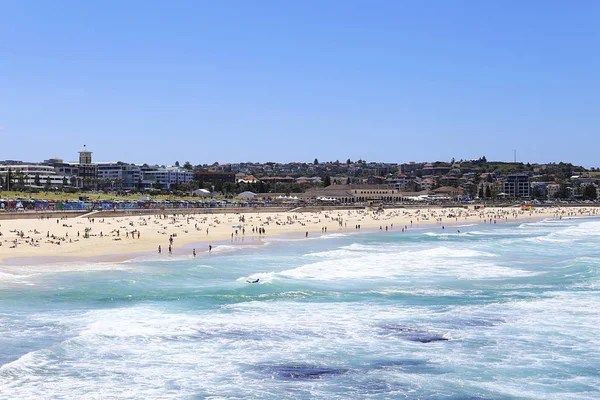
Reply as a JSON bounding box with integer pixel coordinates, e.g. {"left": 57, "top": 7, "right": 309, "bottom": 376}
{"left": 303, "top": 185, "right": 433, "bottom": 204}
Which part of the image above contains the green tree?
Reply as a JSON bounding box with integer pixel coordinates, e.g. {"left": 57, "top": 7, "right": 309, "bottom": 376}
{"left": 323, "top": 175, "right": 331, "bottom": 187}
{"left": 346, "top": 159, "right": 351, "bottom": 165}
{"left": 45, "top": 176, "right": 52, "bottom": 190}
{"left": 6, "top": 168, "right": 12, "bottom": 190}
{"left": 17, "top": 171, "right": 25, "bottom": 186}
{"left": 313, "top": 158, "right": 319, "bottom": 165}
{"left": 62, "top": 176, "right": 68, "bottom": 187}
{"left": 478, "top": 186, "right": 484, "bottom": 198}
{"left": 223, "top": 182, "right": 237, "bottom": 194}
{"left": 532, "top": 186, "right": 544, "bottom": 199}
{"left": 175, "top": 161, "right": 180, "bottom": 167}
{"left": 183, "top": 161, "right": 193, "bottom": 171}
{"left": 583, "top": 184, "right": 597, "bottom": 200}
{"left": 34, "top": 173, "right": 41, "bottom": 186}
{"left": 555, "top": 183, "right": 570, "bottom": 199}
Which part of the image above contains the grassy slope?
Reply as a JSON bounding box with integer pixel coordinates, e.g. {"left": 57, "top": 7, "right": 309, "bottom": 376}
{"left": 0, "top": 191, "right": 201, "bottom": 201}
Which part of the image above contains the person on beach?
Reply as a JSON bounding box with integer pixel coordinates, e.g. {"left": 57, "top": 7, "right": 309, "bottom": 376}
{"left": 168, "top": 244, "right": 172, "bottom": 254}
{"left": 209, "top": 244, "right": 212, "bottom": 253}
{"left": 158, "top": 245, "right": 161, "bottom": 254}
{"left": 193, "top": 249, "right": 196, "bottom": 257}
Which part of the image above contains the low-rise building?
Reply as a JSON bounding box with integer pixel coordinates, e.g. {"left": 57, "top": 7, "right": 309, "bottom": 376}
{"left": 96, "top": 162, "right": 142, "bottom": 190}
{"left": 141, "top": 165, "right": 193, "bottom": 189}
{"left": 193, "top": 169, "right": 236, "bottom": 185}
{"left": 546, "top": 183, "right": 561, "bottom": 199}
{"left": 0, "top": 164, "right": 67, "bottom": 187}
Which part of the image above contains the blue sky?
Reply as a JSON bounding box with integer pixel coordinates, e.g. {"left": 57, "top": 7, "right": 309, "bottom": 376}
{"left": 1, "top": 1, "right": 598, "bottom": 166}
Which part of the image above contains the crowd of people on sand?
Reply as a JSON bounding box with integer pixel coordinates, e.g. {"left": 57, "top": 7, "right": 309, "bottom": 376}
{"left": 0, "top": 206, "right": 599, "bottom": 258}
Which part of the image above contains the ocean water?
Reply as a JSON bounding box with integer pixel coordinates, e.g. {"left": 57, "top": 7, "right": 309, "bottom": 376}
{"left": 1, "top": 217, "right": 599, "bottom": 399}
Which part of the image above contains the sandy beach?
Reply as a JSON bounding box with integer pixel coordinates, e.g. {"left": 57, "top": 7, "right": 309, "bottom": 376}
{"left": 1, "top": 205, "right": 598, "bottom": 265}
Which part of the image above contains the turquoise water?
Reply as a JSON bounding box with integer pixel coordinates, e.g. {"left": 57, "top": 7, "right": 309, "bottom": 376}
{"left": 1, "top": 217, "right": 599, "bottom": 399}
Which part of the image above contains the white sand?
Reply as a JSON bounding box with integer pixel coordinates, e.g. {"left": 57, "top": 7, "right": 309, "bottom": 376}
{"left": 0, "top": 205, "right": 598, "bottom": 264}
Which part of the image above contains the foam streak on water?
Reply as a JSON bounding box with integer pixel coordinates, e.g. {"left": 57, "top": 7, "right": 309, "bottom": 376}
{"left": 1, "top": 218, "right": 599, "bottom": 399}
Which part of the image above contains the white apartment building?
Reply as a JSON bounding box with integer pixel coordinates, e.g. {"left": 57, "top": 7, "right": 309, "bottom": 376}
{"left": 96, "top": 162, "right": 142, "bottom": 190}
{"left": 140, "top": 165, "right": 193, "bottom": 189}
{"left": 0, "top": 164, "right": 67, "bottom": 187}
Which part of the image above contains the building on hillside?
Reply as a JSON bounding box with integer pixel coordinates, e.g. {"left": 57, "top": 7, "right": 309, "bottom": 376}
{"left": 504, "top": 174, "right": 531, "bottom": 198}
{"left": 419, "top": 178, "right": 434, "bottom": 191}
{"left": 237, "top": 175, "right": 260, "bottom": 184}
{"left": 295, "top": 176, "right": 322, "bottom": 184}
{"left": 386, "top": 175, "right": 415, "bottom": 191}
{"left": 530, "top": 182, "right": 548, "bottom": 199}
{"left": 367, "top": 176, "right": 385, "bottom": 185}
{"left": 477, "top": 181, "right": 502, "bottom": 198}
{"left": 193, "top": 169, "right": 236, "bottom": 185}
{"left": 400, "top": 162, "right": 424, "bottom": 174}
{"left": 234, "top": 172, "right": 246, "bottom": 182}
{"left": 546, "top": 183, "right": 561, "bottom": 199}
{"left": 260, "top": 176, "right": 296, "bottom": 184}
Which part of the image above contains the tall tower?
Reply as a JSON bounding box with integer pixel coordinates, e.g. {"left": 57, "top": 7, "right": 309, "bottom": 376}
{"left": 79, "top": 145, "right": 92, "bottom": 165}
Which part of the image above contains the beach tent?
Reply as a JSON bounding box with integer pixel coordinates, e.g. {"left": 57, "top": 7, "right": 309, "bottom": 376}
{"left": 237, "top": 191, "right": 257, "bottom": 199}
{"left": 192, "top": 189, "right": 211, "bottom": 196}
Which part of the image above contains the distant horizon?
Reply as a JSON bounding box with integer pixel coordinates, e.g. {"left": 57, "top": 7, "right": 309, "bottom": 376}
{"left": 1, "top": 151, "right": 597, "bottom": 170}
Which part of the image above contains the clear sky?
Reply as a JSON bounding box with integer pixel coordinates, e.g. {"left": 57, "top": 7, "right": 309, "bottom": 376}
{"left": 1, "top": 0, "right": 599, "bottom": 167}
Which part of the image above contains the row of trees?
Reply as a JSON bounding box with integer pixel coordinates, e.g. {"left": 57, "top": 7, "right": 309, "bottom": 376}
{"left": 0, "top": 170, "right": 60, "bottom": 191}
{"left": 168, "top": 180, "right": 317, "bottom": 196}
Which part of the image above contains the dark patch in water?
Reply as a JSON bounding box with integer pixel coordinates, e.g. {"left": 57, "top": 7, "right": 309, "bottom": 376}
{"left": 258, "top": 364, "right": 348, "bottom": 380}
{"left": 452, "top": 318, "right": 504, "bottom": 328}
{"left": 449, "top": 397, "right": 500, "bottom": 400}
{"left": 371, "top": 359, "right": 444, "bottom": 375}
{"left": 373, "top": 359, "right": 427, "bottom": 368}
{"left": 380, "top": 325, "right": 449, "bottom": 343}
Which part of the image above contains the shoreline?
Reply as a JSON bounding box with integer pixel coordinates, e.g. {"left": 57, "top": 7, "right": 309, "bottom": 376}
{"left": 1, "top": 205, "right": 599, "bottom": 269}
